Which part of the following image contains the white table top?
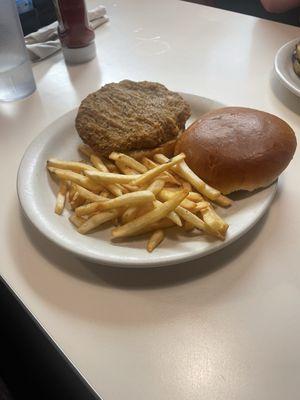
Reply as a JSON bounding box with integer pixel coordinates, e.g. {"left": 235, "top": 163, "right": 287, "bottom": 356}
{"left": 1, "top": 0, "right": 300, "bottom": 399}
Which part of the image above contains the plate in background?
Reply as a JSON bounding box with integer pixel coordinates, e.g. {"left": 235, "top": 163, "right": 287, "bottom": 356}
{"left": 275, "top": 38, "right": 300, "bottom": 97}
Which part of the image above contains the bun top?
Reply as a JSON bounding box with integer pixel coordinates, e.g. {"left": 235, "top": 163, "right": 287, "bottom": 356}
{"left": 175, "top": 107, "right": 297, "bottom": 194}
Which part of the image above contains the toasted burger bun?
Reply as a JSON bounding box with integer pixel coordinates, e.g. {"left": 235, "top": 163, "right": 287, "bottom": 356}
{"left": 175, "top": 107, "right": 297, "bottom": 194}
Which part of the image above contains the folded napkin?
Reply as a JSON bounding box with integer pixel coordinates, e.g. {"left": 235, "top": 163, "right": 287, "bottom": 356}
{"left": 25, "top": 6, "right": 108, "bottom": 62}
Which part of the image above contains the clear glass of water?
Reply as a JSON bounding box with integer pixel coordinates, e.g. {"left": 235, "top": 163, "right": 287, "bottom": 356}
{"left": 0, "top": 0, "right": 36, "bottom": 102}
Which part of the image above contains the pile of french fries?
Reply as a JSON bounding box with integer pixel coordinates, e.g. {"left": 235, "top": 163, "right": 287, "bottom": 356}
{"left": 47, "top": 144, "right": 232, "bottom": 252}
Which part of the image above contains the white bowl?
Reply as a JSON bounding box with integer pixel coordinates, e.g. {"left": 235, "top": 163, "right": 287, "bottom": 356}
{"left": 274, "top": 38, "right": 300, "bottom": 97}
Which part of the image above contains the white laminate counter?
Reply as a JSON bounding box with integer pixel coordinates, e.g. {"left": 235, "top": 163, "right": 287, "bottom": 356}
{"left": 1, "top": 1, "right": 300, "bottom": 399}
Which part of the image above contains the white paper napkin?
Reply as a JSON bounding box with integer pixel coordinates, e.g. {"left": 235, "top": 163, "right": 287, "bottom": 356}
{"left": 25, "top": 5, "right": 108, "bottom": 62}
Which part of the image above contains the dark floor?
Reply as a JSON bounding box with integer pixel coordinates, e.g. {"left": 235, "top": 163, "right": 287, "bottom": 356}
{"left": 20, "top": 0, "right": 299, "bottom": 36}
{"left": 185, "top": 0, "right": 300, "bottom": 26}
{"left": 0, "top": 278, "right": 99, "bottom": 400}
{"left": 19, "top": 0, "right": 56, "bottom": 35}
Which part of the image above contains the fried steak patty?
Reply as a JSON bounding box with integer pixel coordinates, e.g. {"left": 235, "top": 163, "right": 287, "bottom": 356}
{"left": 75, "top": 80, "right": 191, "bottom": 156}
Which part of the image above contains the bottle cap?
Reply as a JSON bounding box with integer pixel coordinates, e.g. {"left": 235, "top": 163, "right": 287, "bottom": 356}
{"left": 62, "top": 41, "right": 96, "bottom": 64}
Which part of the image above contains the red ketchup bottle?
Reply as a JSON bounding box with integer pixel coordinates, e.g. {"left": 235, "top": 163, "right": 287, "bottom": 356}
{"left": 54, "top": 0, "right": 96, "bottom": 64}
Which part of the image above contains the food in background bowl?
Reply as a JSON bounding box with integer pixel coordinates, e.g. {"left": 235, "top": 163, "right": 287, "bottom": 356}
{"left": 175, "top": 107, "right": 297, "bottom": 194}
{"left": 292, "top": 42, "right": 300, "bottom": 77}
{"left": 75, "top": 80, "right": 191, "bottom": 158}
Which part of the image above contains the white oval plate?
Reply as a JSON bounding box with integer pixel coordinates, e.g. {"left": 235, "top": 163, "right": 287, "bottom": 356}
{"left": 274, "top": 38, "right": 300, "bottom": 97}
{"left": 17, "top": 93, "right": 277, "bottom": 267}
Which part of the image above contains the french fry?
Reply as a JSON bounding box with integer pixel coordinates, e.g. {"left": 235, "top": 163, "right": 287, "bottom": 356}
{"left": 90, "top": 154, "right": 108, "bottom": 172}
{"left": 146, "top": 179, "right": 165, "bottom": 195}
{"left": 120, "top": 180, "right": 165, "bottom": 224}
{"left": 117, "top": 184, "right": 129, "bottom": 193}
{"left": 132, "top": 153, "right": 185, "bottom": 186}
{"left": 161, "top": 187, "right": 181, "bottom": 192}
{"left": 214, "top": 194, "right": 232, "bottom": 208}
{"left": 175, "top": 206, "right": 206, "bottom": 231}
{"left": 176, "top": 160, "right": 219, "bottom": 199}
{"left": 179, "top": 179, "right": 192, "bottom": 192}
{"left": 80, "top": 147, "right": 118, "bottom": 173}
{"left": 147, "top": 229, "right": 165, "bottom": 252}
{"left": 112, "top": 217, "right": 119, "bottom": 226}
{"left": 140, "top": 157, "right": 158, "bottom": 170}
{"left": 95, "top": 190, "right": 155, "bottom": 212}
{"left": 200, "top": 205, "right": 228, "bottom": 238}
{"left": 160, "top": 174, "right": 181, "bottom": 185}
{"left": 121, "top": 202, "right": 154, "bottom": 224}
{"left": 104, "top": 159, "right": 119, "bottom": 173}
{"left": 119, "top": 220, "right": 175, "bottom": 236}
{"left": 183, "top": 221, "right": 195, "bottom": 231}
{"left": 124, "top": 140, "right": 176, "bottom": 160}
{"left": 154, "top": 200, "right": 182, "bottom": 227}
{"left": 47, "top": 159, "right": 97, "bottom": 173}
{"left": 68, "top": 183, "right": 77, "bottom": 202}
{"left": 112, "top": 190, "right": 188, "bottom": 239}
{"left": 153, "top": 153, "right": 211, "bottom": 194}
{"left": 69, "top": 214, "right": 85, "bottom": 228}
{"left": 74, "top": 185, "right": 107, "bottom": 202}
{"left": 154, "top": 195, "right": 222, "bottom": 238}
{"left": 76, "top": 201, "right": 106, "bottom": 216}
{"left": 109, "top": 152, "right": 148, "bottom": 173}
{"left": 48, "top": 147, "right": 231, "bottom": 249}
{"left": 76, "top": 190, "right": 154, "bottom": 216}
{"left": 70, "top": 192, "right": 86, "bottom": 210}
{"left": 90, "top": 154, "right": 123, "bottom": 196}
{"left": 145, "top": 178, "right": 181, "bottom": 225}
{"left": 153, "top": 154, "right": 232, "bottom": 207}
{"left": 140, "top": 219, "right": 175, "bottom": 234}
{"left": 78, "top": 210, "right": 118, "bottom": 234}
{"left": 122, "top": 184, "right": 140, "bottom": 192}
{"left": 85, "top": 170, "right": 140, "bottom": 184}
{"left": 106, "top": 184, "right": 123, "bottom": 196}
{"left": 78, "top": 144, "right": 95, "bottom": 157}
{"left": 187, "top": 192, "right": 204, "bottom": 202}
{"left": 180, "top": 162, "right": 231, "bottom": 207}
{"left": 158, "top": 189, "right": 196, "bottom": 211}
{"left": 194, "top": 201, "right": 211, "bottom": 212}
{"left": 137, "top": 202, "right": 155, "bottom": 215}
{"left": 115, "top": 160, "right": 138, "bottom": 175}
{"left": 48, "top": 167, "right": 103, "bottom": 192}
{"left": 121, "top": 206, "right": 139, "bottom": 224}
{"left": 55, "top": 181, "right": 67, "bottom": 215}
{"left": 176, "top": 203, "right": 225, "bottom": 239}
{"left": 141, "top": 157, "right": 181, "bottom": 185}
{"left": 100, "top": 189, "right": 111, "bottom": 198}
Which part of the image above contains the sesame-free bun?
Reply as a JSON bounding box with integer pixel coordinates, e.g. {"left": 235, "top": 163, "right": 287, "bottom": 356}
{"left": 175, "top": 107, "right": 297, "bottom": 194}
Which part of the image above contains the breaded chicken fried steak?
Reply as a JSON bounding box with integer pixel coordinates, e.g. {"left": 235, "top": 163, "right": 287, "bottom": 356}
{"left": 75, "top": 80, "right": 191, "bottom": 158}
